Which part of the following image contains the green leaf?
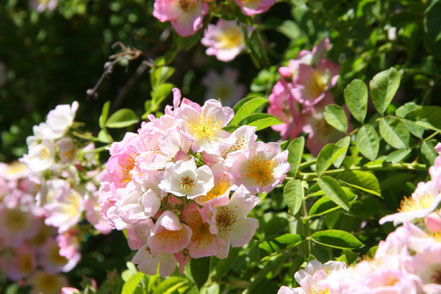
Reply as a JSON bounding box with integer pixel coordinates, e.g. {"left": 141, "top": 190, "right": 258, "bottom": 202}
{"left": 421, "top": 140, "right": 438, "bottom": 165}
{"left": 246, "top": 30, "right": 270, "bottom": 68}
{"left": 259, "top": 234, "right": 303, "bottom": 254}
{"left": 191, "top": 257, "right": 210, "bottom": 289}
{"left": 424, "top": 0, "right": 441, "bottom": 60}
{"left": 283, "top": 180, "right": 303, "bottom": 215}
{"left": 106, "top": 109, "right": 139, "bottom": 128}
{"left": 309, "top": 189, "right": 356, "bottom": 217}
{"left": 333, "top": 136, "right": 351, "bottom": 168}
{"left": 230, "top": 97, "right": 268, "bottom": 125}
{"left": 311, "top": 230, "right": 364, "bottom": 250}
{"left": 396, "top": 103, "right": 425, "bottom": 138}
{"left": 406, "top": 105, "right": 441, "bottom": 132}
{"left": 344, "top": 79, "right": 368, "bottom": 122}
{"left": 379, "top": 117, "right": 410, "bottom": 149}
{"left": 153, "top": 277, "right": 188, "bottom": 294}
{"left": 334, "top": 170, "right": 381, "bottom": 197}
{"left": 316, "top": 144, "right": 348, "bottom": 176}
{"left": 356, "top": 125, "right": 380, "bottom": 160}
{"left": 287, "top": 136, "right": 305, "bottom": 176}
{"left": 386, "top": 149, "right": 411, "bottom": 163}
{"left": 151, "top": 83, "right": 174, "bottom": 104}
{"left": 317, "top": 176, "right": 350, "bottom": 212}
{"left": 99, "top": 101, "right": 110, "bottom": 128}
{"left": 121, "top": 272, "right": 144, "bottom": 294}
{"left": 97, "top": 129, "right": 112, "bottom": 143}
{"left": 323, "top": 104, "right": 348, "bottom": 132}
{"left": 238, "top": 113, "right": 283, "bottom": 131}
{"left": 369, "top": 68, "right": 401, "bottom": 114}
{"left": 151, "top": 66, "right": 175, "bottom": 87}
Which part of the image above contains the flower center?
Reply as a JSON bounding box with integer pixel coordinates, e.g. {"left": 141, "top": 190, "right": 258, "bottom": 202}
{"left": 156, "top": 227, "right": 187, "bottom": 241}
{"left": 307, "top": 70, "right": 328, "bottom": 99}
{"left": 216, "top": 206, "right": 237, "bottom": 231}
{"left": 311, "top": 288, "right": 331, "bottom": 294}
{"left": 197, "top": 175, "right": 231, "bottom": 203}
{"left": 398, "top": 192, "right": 435, "bottom": 213}
{"left": 222, "top": 137, "right": 248, "bottom": 158}
{"left": 178, "top": 0, "right": 195, "bottom": 12}
{"left": 218, "top": 27, "right": 243, "bottom": 49}
{"left": 4, "top": 162, "right": 27, "bottom": 177}
{"left": 180, "top": 176, "right": 196, "bottom": 195}
{"left": 121, "top": 153, "right": 138, "bottom": 183}
{"left": 244, "top": 155, "right": 274, "bottom": 186}
{"left": 187, "top": 112, "right": 223, "bottom": 142}
{"left": 431, "top": 266, "right": 441, "bottom": 284}
{"left": 19, "top": 254, "right": 34, "bottom": 274}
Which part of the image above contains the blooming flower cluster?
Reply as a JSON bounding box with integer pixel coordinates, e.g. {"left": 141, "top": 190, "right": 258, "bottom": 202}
{"left": 279, "top": 143, "right": 441, "bottom": 294}
{"left": 1, "top": 102, "right": 111, "bottom": 293}
{"left": 268, "top": 38, "right": 346, "bottom": 155}
{"left": 152, "top": 0, "right": 273, "bottom": 37}
{"left": 98, "top": 88, "right": 290, "bottom": 276}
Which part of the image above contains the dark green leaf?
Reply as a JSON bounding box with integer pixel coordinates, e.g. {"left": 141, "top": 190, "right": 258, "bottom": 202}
{"left": 317, "top": 176, "right": 350, "bottom": 212}
{"left": 334, "top": 170, "right": 381, "bottom": 197}
{"left": 379, "top": 117, "right": 410, "bottom": 149}
{"left": 421, "top": 140, "right": 438, "bottom": 165}
{"left": 344, "top": 79, "right": 368, "bottom": 122}
{"left": 311, "top": 230, "right": 364, "bottom": 250}
{"left": 259, "top": 234, "right": 303, "bottom": 255}
{"left": 369, "top": 68, "right": 401, "bottom": 114}
{"left": 191, "top": 257, "right": 210, "bottom": 289}
{"left": 386, "top": 149, "right": 411, "bottom": 163}
{"left": 316, "top": 144, "right": 348, "bottom": 176}
{"left": 283, "top": 180, "right": 303, "bottom": 215}
{"left": 356, "top": 125, "right": 379, "bottom": 160}
{"left": 238, "top": 114, "right": 283, "bottom": 131}
{"left": 406, "top": 106, "right": 441, "bottom": 132}
{"left": 323, "top": 105, "right": 348, "bottom": 133}
{"left": 287, "top": 136, "right": 305, "bottom": 176}
{"left": 333, "top": 136, "right": 351, "bottom": 168}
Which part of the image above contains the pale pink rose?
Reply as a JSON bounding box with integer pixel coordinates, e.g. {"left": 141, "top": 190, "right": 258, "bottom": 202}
{"left": 148, "top": 210, "right": 192, "bottom": 254}
{"left": 132, "top": 243, "right": 178, "bottom": 277}
{"left": 30, "top": 0, "right": 58, "bottom": 12}
{"left": 84, "top": 195, "right": 113, "bottom": 234}
{"left": 195, "top": 163, "right": 235, "bottom": 206}
{"left": 294, "top": 260, "right": 346, "bottom": 294}
{"left": 300, "top": 94, "right": 352, "bottom": 156}
{"left": 44, "top": 185, "right": 84, "bottom": 233}
{"left": 8, "top": 245, "right": 37, "bottom": 281}
{"left": 292, "top": 59, "right": 339, "bottom": 107}
{"left": 0, "top": 162, "right": 30, "bottom": 181}
{"left": 404, "top": 246, "right": 441, "bottom": 289}
{"left": 153, "top": 0, "right": 208, "bottom": 37}
{"left": 117, "top": 182, "right": 161, "bottom": 224}
{"left": 56, "top": 231, "right": 80, "bottom": 260}
{"left": 28, "top": 271, "right": 68, "bottom": 294}
{"left": 268, "top": 79, "right": 302, "bottom": 139}
{"left": 202, "top": 125, "right": 257, "bottom": 166}
{"left": 158, "top": 158, "right": 214, "bottom": 198}
{"left": 202, "top": 185, "right": 259, "bottom": 258}
{"left": 0, "top": 204, "right": 39, "bottom": 247}
{"left": 426, "top": 211, "right": 441, "bottom": 233}
{"left": 175, "top": 92, "right": 234, "bottom": 152}
{"left": 380, "top": 181, "right": 441, "bottom": 225}
{"left": 126, "top": 219, "right": 154, "bottom": 250}
{"left": 56, "top": 137, "right": 76, "bottom": 163}
{"left": 39, "top": 101, "right": 79, "bottom": 139}
{"left": 61, "top": 287, "right": 80, "bottom": 294}
{"left": 201, "top": 20, "right": 249, "bottom": 62}
{"left": 277, "top": 286, "right": 298, "bottom": 294}
{"left": 202, "top": 68, "right": 246, "bottom": 106}
{"left": 226, "top": 141, "right": 290, "bottom": 194}
{"left": 21, "top": 139, "right": 56, "bottom": 173}
{"left": 183, "top": 203, "right": 219, "bottom": 258}
{"left": 430, "top": 143, "right": 441, "bottom": 191}
{"left": 233, "top": 0, "right": 275, "bottom": 16}
{"left": 39, "top": 238, "right": 80, "bottom": 273}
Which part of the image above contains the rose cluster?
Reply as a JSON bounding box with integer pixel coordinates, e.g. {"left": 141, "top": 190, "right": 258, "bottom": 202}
{"left": 153, "top": 0, "right": 272, "bottom": 37}
{"left": 268, "top": 38, "right": 347, "bottom": 155}
{"left": 0, "top": 102, "right": 111, "bottom": 293}
{"left": 279, "top": 143, "right": 441, "bottom": 294}
{"left": 98, "top": 88, "right": 290, "bottom": 277}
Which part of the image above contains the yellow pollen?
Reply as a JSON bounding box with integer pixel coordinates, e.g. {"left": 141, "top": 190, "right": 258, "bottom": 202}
{"left": 39, "top": 146, "right": 51, "bottom": 160}
{"left": 4, "top": 162, "right": 28, "bottom": 176}
{"left": 121, "top": 153, "right": 138, "bottom": 183}
{"left": 398, "top": 192, "right": 434, "bottom": 213}
{"left": 156, "top": 228, "right": 187, "bottom": 241}
{"left": 197, "top": 175, "right": 231, "bottom": 203}
{"left": 429, "top": 232, "right": 441, "bottom": 242}
{"left": 180, "top": 176, "right": 196, "bottom": 195}
{"left": 218, "top": 27, "right": 243, "bottom": 49}
{"left": 187, "top": 112, "right": 223, "bottom": 142}
{"left": 310, "top": 288, "right": 331, "bottom": 294}
{"left": 216, "top": 206, "right": 237, "bottom": 231}
{"left": 307, "top": 70, "right": 328, "bottom": 99}
{"left": 221, "top": 137, "right": 247, "bottom": 158}
{"left": 184, "top": 209, "right": 212, "bottom": 245}
{"left": 243, "top": 155, "right": 274, "bottom": 186}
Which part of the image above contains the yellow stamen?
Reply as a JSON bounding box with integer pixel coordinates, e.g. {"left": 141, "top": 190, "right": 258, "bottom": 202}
{"left": 187, "top": 112, "right": 223, "bottom": 142}
{"left": 398, "top": 192, "right": 434, "bottom": 213}
{"left": 121, "top": 153, "right": 138, "bottom": 183}
{"left": 197, "top": 175, "right": 231, "bottom": 203}
{"left": 243, "top": 155, "right": 274, "bottom": 186}
{"left": 180, "top": 176, "right": 196, "bottom": 195}
{"left": 218, "top": 27, "right": 243, "bottom": 49}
